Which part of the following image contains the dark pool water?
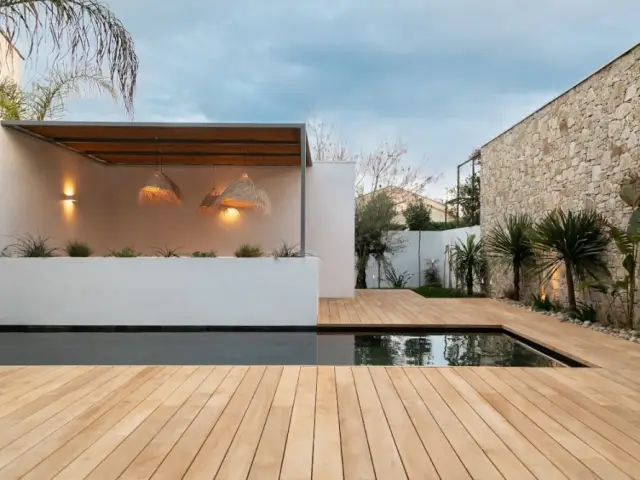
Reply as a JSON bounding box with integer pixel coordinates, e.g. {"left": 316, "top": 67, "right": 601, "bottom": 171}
{"left": 0, "top": 331, "right": 566, "bottom": 366}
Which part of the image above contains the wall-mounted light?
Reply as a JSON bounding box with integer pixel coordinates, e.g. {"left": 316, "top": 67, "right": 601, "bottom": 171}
{"left": 61, "top": 194, "right": 77, "bottom": 203}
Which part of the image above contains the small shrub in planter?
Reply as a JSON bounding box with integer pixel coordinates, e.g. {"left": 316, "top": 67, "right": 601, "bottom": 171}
{"left": 66, "top": 240, "right": 92, "bottom": 257}
{"left": 107, "top": 247, "right": 140, "bottom": 257}
{"left": 192, "top": 250, "right": 217, "bottom": 258}
{"left": 235, "top": 243, "right": 264, "bottom": 258}
{"left": 271, "top": 242, "right": 300, "bottom": 258}
{"left": 154, "top": 245, "right": 182, "bottom": 257}
{"left": 568, "top": 301, "right": 597, "bottom": 322}
{"left": 9, "top": 234, "right": 58, "bottom": 257}
{"left": 530, "top": 294, "right": 554, "bottom": 312}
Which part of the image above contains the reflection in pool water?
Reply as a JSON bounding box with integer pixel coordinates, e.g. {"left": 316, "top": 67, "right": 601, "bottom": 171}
{"left": 0, "top": 330, "right": 565, "bottom": 366}
{"left": 348, "top": 333, "right": 564, "bottom": 367}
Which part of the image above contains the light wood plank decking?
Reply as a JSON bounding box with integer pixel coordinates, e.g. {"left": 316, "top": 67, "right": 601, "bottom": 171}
{"left": 1, "top": 290, "right": 640, "bottom": 479}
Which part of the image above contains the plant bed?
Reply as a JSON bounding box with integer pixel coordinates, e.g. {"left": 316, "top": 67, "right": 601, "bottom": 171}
{"left": 413, "top": 285, "right": 485, "bottom": 299}
{"left": 498, "top": 297, "right": 640, "bottom": 343}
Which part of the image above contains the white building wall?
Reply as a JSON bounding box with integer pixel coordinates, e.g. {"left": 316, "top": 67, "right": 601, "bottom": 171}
{"left": 0, "top": 127, "right": 356, "bottom": 298}
{"left": 0, "top": 35, "right": 23, "bottom": 84}
{"left": 365, "top": 226, "right": 481, "bottom": 289}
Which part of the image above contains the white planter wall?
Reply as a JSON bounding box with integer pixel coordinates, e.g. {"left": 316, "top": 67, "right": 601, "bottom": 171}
{"left": 365, "top": 226, "right": 481, "bottom": 288}
{"left": 0, "top": 257, "right": 319, "bottom": 326}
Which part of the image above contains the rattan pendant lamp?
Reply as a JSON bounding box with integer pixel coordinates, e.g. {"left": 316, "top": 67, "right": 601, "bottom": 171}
{"left": 213, "top": 172, "right": 271, "bottom": 215}
{"left": 198, "top": 165, "right": 221, "bottom": 213}
{"left": 138, "top": 152, "right": 182, "bottom": 205}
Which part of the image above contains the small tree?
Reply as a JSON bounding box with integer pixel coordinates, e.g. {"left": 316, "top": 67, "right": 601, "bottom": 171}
{"left": 451, "top": 234, "right": 484, "bottom": 295}
{"left": 355, "top": 192, "right": 403, "bottom": 289}
{"left": 404, "top": 200, "right": 432, "bottom": 231}
{"left": 404, "top": 200, "right": 432, "bottom": 284}
{"left": 533, "top": 209, "right": 610, "bottom": 312}
{"left": 485, "top": 214, "right": 536, "bottom": 301}
{"left": 448, "top": 173, "right": 480, "bottom": 226}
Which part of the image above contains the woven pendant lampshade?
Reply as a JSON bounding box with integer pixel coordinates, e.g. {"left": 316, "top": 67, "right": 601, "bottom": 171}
{"left": 213, "top": 173, "right": 271, "bottom": 215}
{"left": 198, "top": 166, "right": 221, "bottom": 213}
{"left": 138, "top": 155, "right": 182, "bottom": 205}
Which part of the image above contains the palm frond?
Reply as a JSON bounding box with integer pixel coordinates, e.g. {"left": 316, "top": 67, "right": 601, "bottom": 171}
{"left": 0, "top": 0, "right": 138, "bottom": 115}
{"left": 533, "top": 209, "right": 610, "bottom": 282}
{"left": 485, "top": 213, "right": 536, "bottom": 273}
{"left": 26, "top": 64, "right": 117, "bottom": 120}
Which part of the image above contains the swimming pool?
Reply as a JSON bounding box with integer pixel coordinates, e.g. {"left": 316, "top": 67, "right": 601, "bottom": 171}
{"left": 0, "top": 327, "right": 580, "bottom": 366}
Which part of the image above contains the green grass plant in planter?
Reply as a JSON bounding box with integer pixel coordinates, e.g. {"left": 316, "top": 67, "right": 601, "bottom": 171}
{"left": 9, "top": 234, "right": 58, "bottom": 257}
{"left": 235, "top": 243, "right": 264, "bottom": 258}
{"left": 271, "top": 241, "right": 300, "bottom": 258}
{"left": 413, "top": 285, "right": 467, "bottom": 298}
{"left": 154, "top": 245, "right": 182, "bottom": 257}
{"left": 66, "top": 240, "right": 92, "bottom": 257}
{"left": 106, "top": 247, "right": 140, "bottom": 257}
{"left": 191, "top": 250, "right": 217, "bottom": 258}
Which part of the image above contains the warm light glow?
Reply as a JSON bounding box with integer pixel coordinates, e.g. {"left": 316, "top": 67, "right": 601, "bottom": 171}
{"left": 219, "top": 207, "right": 240, "bottom": 224}
{"left": 62, "top": 196, "right": 75, "bottom": 223}
{"left": 63, "top": 179, "right": 75, "bottom": 197}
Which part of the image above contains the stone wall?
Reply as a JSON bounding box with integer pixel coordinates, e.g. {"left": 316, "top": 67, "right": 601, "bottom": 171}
{"left": 480, "top": 43, "right": 640, "bottom": 309}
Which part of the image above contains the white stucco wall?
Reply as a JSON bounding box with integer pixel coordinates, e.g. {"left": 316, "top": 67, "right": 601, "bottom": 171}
{"left": 0, "top": 257, "right": 319, "bottom": 326}
{"left": 0, "top": 126, "right": 355, "bottom": 299}
{"left": 0, "top": 35, "right": 22, "bottom": 84}
{"left": 365, "top": 226, "right": 481, "bottom": 288}
{"left": 0, "top": 127, "right": 108, "bottom": 252}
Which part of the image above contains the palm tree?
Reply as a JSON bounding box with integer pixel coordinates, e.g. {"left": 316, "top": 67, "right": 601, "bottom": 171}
{"left": 451, "top": 233, "right": 483, "bottom": 295}
{"left": 0, "top": 65, "right": 116, "bottom": 120}
{"left": 485, "top": 214, "right": 536, "bottom": 301}
{"left": 0, "top": 0, "right": 137, "bottom": 115}
{"left": 533, "top": 209, "right": 610, "bottom": 311}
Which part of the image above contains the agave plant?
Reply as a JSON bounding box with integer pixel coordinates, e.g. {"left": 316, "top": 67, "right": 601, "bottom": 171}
{"left": 533, "top": 209, "right": 610, "bottom": 312}
{"left": 484, "top": 214, "right": 536, "bottom": 301}
{"left": 451, "top": 234, "right": 484, "bottom": 295}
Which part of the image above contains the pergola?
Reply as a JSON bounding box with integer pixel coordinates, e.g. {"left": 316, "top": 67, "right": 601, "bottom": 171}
{"left": 2, "top": 121, "right": 312, "bottom": 254}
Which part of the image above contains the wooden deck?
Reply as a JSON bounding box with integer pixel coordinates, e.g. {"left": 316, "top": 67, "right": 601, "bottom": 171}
{"left": 1, "top": 290, "right": 640, "bottom": 479}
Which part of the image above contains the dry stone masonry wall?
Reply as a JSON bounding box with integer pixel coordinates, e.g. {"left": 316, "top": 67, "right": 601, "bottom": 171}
{"left": 480, "top": 44, "right": 640, "bottom": 304}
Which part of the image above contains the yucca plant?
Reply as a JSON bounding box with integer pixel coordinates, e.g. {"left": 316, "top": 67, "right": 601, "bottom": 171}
{"left": 191, "top": 250, "right": 217, "bottom": 258}
{"left": 451, "top": 234, "right": 484, "bottom": 295}
{"left": 533, "top": 209, "right": 610, "bottom": 312}
{"left": 271, "top": 242, "right": 300, "bottom": 258}
{"left": 234, "top": 243, "right": 264, "bottom": 258}
{"left": 106, "top": 247, "right": 140, "bottom": 258}
{"left": 65, "top": 240, "right": 92, "bottom": 257}
{"left": 485, "top": 214, "right": 536, "bottom": 301}
{"left": 154, "top": 245, "right": 182, "bottom": 257}
{"left": 9, "top": 234, "right": 57, "bottom": 257}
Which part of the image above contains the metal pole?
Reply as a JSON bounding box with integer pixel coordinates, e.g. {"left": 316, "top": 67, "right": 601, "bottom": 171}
{"left": 300, "top": 125, "right": 307, "bottom": 257}
{"left": 456, "top": 165, "right": 460, "bottom": 227}
{"left": 471, "top": 157, "right": 476, "bottom": 225}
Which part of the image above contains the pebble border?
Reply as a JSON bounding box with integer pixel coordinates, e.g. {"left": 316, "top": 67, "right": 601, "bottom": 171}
{"left": 497, "top": 298, "right": 640, "bottom": 343}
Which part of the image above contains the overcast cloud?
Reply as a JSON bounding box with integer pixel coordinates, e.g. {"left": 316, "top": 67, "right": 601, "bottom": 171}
{"left": 23, "top": 0, "right": 640, "bottom": 198}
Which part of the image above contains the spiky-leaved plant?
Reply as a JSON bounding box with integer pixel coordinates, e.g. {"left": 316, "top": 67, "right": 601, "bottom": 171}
{"left": 234, "top": 243, "right": 264, "bottom": 258}
{"left": 533, "top": 209, "right": 610, "bottom": 312}
{"left": 9, "top": 234, "right": 57, "bottom": 257}
{"left": 106, "top": 246, "right": 140, "bottom": 257}
{"left": 485, "top": 213, "right": 536, "bottom": 301}
{"left": 66, "top": 240, "right": 92, "bottom": 257}
{"left": 271, "top": 242, "right": 300, "bottom": 258}
{"left": 581, "top": 174, "right": 640, "bottom": 328}
{"left": 154, "top": 245, "right": 182, "bottom": 257}
{"left": 451, "top": 234, "right": 484, "bottom": 295}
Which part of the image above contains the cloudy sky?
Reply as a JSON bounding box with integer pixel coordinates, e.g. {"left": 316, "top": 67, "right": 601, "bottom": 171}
{"left": 23, "top": 0, "right": 640, "bottom": 198}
